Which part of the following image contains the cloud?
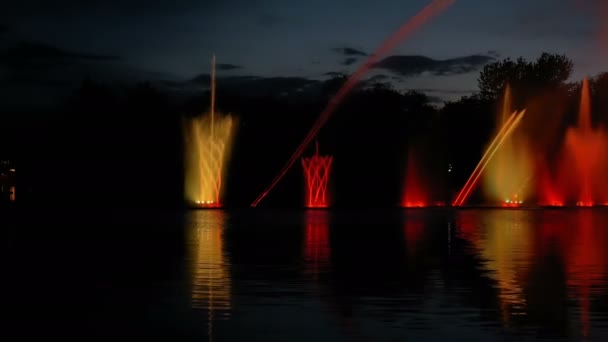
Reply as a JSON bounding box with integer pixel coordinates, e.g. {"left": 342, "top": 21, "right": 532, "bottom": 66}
{"left": 487, "top": 50, "right": 500, "bottom": 58}
{"left": 332, "top": 47, "right": 367, "bottom": 57}
{"left": 216, "top": 63, "right": 242, "bottom": 70}
{"left": 322, "top": 71, "right": 346, "bottom": 78}
{"left": 173, "top": 73, "right": 322, "bottom": 99}
{"left": 366, "top": 74, "right": 390, "bottom": 83}
{"left": 342, "top": 57, "right": 358, "bottom": 66}
{"left": 371, "top": 54, "right": 495, "bottom": 77}
{"left": 0, "top": 41, "right": 120, "bottom": 70}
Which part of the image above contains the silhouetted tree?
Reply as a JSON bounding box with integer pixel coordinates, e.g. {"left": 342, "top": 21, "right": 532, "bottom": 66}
{"left": 478, "top": 53, "right": 573, "bottom": 104}
{"left": 590, "top": 72, "right": 608, "bottom": 126}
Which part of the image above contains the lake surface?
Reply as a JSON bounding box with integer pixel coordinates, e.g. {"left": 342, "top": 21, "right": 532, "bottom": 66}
{"left": 5, "top": 208, "right": 608, "bottom": 340}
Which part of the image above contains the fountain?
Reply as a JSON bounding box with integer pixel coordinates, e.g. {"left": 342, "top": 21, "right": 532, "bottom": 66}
{"left": 250, "top": 0, "right": 456, "bottom": 207}
{"left": 453, "top": 109, "right": 526, "bottom": 207}
{"left": 301, "top": 142, "right": 333, "bottom": 208}
{"left": 402, "top": 149, "right": 429, "bottom": 207}
{"left": 555, "top": 78, "right": 608, "bottom": 206}
{"left": 483, "top": 84, "right": 533, "bottom": 207}
{"left": 184, "top": 55, "right": 235, "bottom": 208}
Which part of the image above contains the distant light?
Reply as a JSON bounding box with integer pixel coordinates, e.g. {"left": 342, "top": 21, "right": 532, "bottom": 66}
{"left": 9, "top": 169, "right": 15, "bottom": 172}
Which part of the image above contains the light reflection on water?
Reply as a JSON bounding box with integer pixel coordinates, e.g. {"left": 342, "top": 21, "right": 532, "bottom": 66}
{"left": 187, "top": 210, "right": 232, "bottom": 340}
{"left": 183, "top": 209, "right": 608, "bottom": 341}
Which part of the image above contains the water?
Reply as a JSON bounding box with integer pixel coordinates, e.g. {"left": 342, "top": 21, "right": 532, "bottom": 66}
{"left": 5, "top": 208, "right": 608, "bottom": 340}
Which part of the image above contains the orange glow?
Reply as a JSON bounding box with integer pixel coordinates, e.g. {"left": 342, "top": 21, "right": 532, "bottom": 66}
{"left": 303, "top": 210, "right": 331, "bottom": 278}
{"left": 453, "top": 110, "right": 526, "bottom": 206}
{"left": 301, "top": 142, "right": 333, "bottom": 208}
{"left": 250, "top": 0, "right": 456, "bottom": 207}
{"left": 184, "top": 55, "right": 235, "bottom": 207}
{"left": 9, "top": 186, "right": 15, "bottom": 202}
{"left": 402, "top": 149, "right": 429, "bottom": 208}
{"left": 484, "top": 85, "right": 533, "bottom": 205}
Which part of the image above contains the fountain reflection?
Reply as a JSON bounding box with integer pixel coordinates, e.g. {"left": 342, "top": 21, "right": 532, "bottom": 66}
{"left": 457, "top": 209, "right": 608, "bottom": 338}
{"left": 188, "top": 210, "right": 231, "bottom": 339}
{"left": 403, "top": 219, "right": 424, "bottom": 257}
{"left": 303, "top": 210, "right": 331, "bottom": 278}
{"left": 540, "top": 210, "right": 608, "bottom": 338}
{"left": 457, "top": 210, "right": 534, "bottom": 325}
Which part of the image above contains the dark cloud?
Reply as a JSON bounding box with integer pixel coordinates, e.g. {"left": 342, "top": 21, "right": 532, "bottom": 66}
{"left": 366, "top": 74, "right": 389, "bottom": 83}
{"left": 0, "top": 0, "right": 203, "bottom": 17}
{"left": 332, "top": 47, "right": 367, "bottom": 57}
{"left": 371, "top": 54, "right": 495, "bottom": 77}
{"left": 0, "top": 40, "right": 143, "bottom": 110}
{"left": 175, "top": 73, "right": 322, "bottom": 99}
{"left": 0, "top": 41, "right": 120, "bottom": 70}
{"left": 322, "top": 71, "right": 346, "bottom": 78}
{"left": 342, "top": 57, "right": 358, "bottom": 66}
{"left": 216, "top": 63, "right": 242, "bottom": 71}
{"left": 416, "top": 88, "right": 478, "bottom": 95}
{"left": 487, "top": 50, "right": 500, "bottom": 58}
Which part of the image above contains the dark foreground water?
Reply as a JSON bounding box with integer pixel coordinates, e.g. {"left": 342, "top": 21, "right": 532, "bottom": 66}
{"left": 4, "top": 208, "right": 608, "bottom": 340}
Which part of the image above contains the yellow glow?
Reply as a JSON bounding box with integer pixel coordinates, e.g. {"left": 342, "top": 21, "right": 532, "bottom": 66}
{"left": 183, "top": 112, "right": 235, "bottom": 206}
{"left": 484, "top": 85, "right": 533, "bottom": 203}
{"left": 189, "top": 211, "right": 231, "bottom": 337}
{"left": 184, "top": 55, "right": 236, "bottom": 207}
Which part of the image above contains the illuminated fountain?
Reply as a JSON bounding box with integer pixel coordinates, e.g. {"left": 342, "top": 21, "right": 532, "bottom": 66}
{"left": 402, "top": 149, "right": 429, "bottom": 207}
{"left": 301, "top": 141, "right": 333, "bottom": 208}
{"left": 250, "top": 0, "right": 455, "bottom": 207}
{"left": 483, "top": 85, "right": 533, "bottom": 207}
{"left": 184, "top": 55, "right": 235, "bottom": 208}
{"left": 555, "top": 78, "right": 608, "bottom": 206}
{"left": 453, "top": 109, "right": 526, "bottom": 207}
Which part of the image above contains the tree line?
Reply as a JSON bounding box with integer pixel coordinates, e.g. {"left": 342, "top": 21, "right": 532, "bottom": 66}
{"left": 5, "top": 52, "right": 608, "bottom": 208}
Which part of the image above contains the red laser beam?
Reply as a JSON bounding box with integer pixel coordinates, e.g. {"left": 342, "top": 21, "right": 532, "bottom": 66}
{"left": 250, "top": 0, "right": 457, "bottom": 207}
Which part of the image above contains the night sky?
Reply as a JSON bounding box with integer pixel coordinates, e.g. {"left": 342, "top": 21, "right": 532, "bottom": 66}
{"left": 1, "top": 0, "right": 607, "bottom": 110}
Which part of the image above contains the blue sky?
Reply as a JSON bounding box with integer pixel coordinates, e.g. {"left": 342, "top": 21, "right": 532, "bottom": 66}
{"left": 1, "top": 0, "right": 607, "bottom": 107}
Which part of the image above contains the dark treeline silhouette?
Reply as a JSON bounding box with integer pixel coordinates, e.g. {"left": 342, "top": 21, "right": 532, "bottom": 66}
{"left": 3, "top": 52, "right": 607, "bottom": 209}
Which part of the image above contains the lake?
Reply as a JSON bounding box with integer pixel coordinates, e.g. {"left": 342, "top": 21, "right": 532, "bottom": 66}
{"left": 4, "top": 208, "right": 608, "bottom": 340}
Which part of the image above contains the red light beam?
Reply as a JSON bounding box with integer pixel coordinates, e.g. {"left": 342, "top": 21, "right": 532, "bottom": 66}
{"left": 250, "top": 0, "right": 457, "bottom": 207}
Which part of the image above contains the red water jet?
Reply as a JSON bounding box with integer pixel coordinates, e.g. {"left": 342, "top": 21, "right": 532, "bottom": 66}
{"left": 301, "top": 142, "right": 333, "bottom": 208}
{"left": 402, "top": 149, "right": 429, "bottom": 207}
{"left": 250, "top": 0, "right": 456, "bottom": 207}
{"left": 554, "top": 78, "right": 608, "bottom": 206}
{"left": 536, "top": 160, "right": 565, "bottom": 207}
